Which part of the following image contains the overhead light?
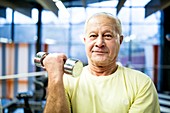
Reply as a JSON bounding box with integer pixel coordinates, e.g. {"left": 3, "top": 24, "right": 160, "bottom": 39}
{"left": 53, "top": 0, "right": 70, "bottom": 18}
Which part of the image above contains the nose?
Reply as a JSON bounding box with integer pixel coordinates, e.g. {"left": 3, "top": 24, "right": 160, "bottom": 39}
{"left": 95, "top": 36, "right": 105, "bottom": 47}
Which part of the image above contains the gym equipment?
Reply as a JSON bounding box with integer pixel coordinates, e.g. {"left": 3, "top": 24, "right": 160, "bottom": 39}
{"left": 34, "top": 52, "right": 83, "bottom": 77}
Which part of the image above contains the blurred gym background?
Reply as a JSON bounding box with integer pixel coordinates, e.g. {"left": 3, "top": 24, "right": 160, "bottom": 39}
{"left": 0, "top": 0, "right": 170, "bottom": 112}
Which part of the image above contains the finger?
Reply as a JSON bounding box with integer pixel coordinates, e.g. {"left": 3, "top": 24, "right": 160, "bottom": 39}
{"left": 42, "top": 53, "right": 67, "bottom": 68}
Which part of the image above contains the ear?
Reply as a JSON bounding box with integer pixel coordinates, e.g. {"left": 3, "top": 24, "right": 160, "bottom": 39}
{"left": 119, "top": 35, "right": 124, "bottom": 45}
{"left": 83, "top": 35, "right": 86, "bottom": 44}
{"left": 80, "top": 33, "right": 86, "bottom": 44}
{"left": 83, "top": 37, "right": 86, "bottom": 43}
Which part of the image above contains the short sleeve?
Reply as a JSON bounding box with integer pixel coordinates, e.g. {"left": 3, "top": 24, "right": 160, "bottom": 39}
{"left": 129, "top": 78, "right": 160, "bottom": 113}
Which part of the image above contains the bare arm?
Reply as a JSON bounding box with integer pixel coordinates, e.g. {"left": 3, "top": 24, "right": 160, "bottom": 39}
{"left": 43, "top": 53, "right": 70, "bottom": 113}
{"left": 44, "top": 78, "right": 70, "bottom": 113}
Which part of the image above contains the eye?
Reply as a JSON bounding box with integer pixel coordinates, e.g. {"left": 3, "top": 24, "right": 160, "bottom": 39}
{"left": 104, "top": 34, "right": 113, "bottom": 40}
{"left": 90, "top": 34, "right": 96, "bottom": 37}
{"left": 89, "top": 34, "right": 98, "bottom": 40}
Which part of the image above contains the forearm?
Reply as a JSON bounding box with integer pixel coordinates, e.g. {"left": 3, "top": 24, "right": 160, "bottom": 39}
{"left": 44, "top": 80, "right": 70, "bottom": 113}
{"left": 42, "top": 53, "right": 70, "bottom": 113}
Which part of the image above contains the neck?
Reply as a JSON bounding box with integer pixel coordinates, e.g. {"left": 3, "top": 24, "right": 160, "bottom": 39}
{"left": 88, "top": 63, "right": 118, "bottom": 76}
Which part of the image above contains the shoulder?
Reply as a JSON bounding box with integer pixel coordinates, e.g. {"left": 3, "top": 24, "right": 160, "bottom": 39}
{"left": 118, "top": 65, "right": 158, "bottom": 99}
{"left": 118, "top": 65, "right": 153, "bottom": 89}
{"left": 119, "top": 65, "right": 151, "bottom": 80}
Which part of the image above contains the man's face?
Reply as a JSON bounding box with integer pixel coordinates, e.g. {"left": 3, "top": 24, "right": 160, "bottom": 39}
{"left": 84, "top": 15, "right": 123, "bottom": 66}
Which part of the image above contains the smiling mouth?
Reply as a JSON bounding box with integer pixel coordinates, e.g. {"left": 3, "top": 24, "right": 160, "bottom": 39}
{"left": 92, "top": 51, "right": 108, "bottom": 54}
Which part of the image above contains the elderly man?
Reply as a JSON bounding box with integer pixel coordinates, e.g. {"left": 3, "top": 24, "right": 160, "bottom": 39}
{"left": 43, "top": 12, "right": 160, "bottom": 113}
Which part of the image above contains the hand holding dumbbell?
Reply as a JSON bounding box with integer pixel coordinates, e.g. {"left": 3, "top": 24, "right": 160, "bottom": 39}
{"left": 34, "top": 52, "right": 83, "bottom": 77}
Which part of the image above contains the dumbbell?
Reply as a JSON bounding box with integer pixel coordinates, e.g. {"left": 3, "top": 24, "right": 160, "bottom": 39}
{"left": 34, "top": 52, "right": 83, "bottom": 77}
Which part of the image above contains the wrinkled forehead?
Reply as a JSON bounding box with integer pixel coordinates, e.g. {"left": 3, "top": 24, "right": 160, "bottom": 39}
{"left": 86, "top": 19, "right": 116, "bottom": 34}
{"left": 84, "top": 13, "right": 121, "bottom": 34}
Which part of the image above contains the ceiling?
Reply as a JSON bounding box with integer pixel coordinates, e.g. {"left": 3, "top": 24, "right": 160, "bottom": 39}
{"left": 0, "top": 0, "right": 170, "bottom": 18}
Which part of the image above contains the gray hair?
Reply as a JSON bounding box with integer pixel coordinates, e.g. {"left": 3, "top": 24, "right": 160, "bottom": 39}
{"left": 84, "top": 12, "right": 122, "bottom": 35}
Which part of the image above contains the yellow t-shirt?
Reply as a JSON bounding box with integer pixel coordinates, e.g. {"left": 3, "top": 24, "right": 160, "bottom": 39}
{"left": 63, "top": 65, "right": 160, "bottom": 113}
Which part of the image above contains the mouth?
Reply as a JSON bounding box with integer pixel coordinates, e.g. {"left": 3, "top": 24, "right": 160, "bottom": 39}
{"left": 92, "top": 51, "right": 108, "bottom": 54}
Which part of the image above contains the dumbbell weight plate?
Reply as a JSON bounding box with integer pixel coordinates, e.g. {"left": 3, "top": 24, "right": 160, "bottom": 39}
{"left": 34, "top": 52, "right": 83, "bottom": 77}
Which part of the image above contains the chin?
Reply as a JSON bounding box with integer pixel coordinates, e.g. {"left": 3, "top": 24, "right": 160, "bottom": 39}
{"left": 92, "top": 59, "right": 108, "bottom": 66}
{"left": 94, "top": 57, "right": 107, "bottom": 62}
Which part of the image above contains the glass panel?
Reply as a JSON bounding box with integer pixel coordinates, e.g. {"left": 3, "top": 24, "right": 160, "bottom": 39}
{"left": 144, "top": 11, "right": 161, "bottom": 24}
{"left": 67, "top": 7, "right": 86, "bottom": 24}
{"left": 71, "top": 24, "right": 84, "bottom": 44}
{"left": 2, "top": 8, "right": 12, "bottom": 23}
{"left": 86, "top": 7, "right": 116, "bottom": 16}
{"left": 0, "top": 8, "right": 38, "bottom": 43}
{"left": 131, "top": 24, "right": 160, "bottom": 44}
{"left": 42, "top": 24, "right": 69, "bottom": 44}
{"left": 118, "top": 7, "right": 161, "bottom": 24}
{"left": 14, "top": 10, "right": 36, "bottom": 24}
{"left": 88, "top": 1, "right": 118, "bottom": 7}
{"left": 70, "top": 45, "right": 87, "bottom": 64}
{"left": 0, "top": 24, "right": 12, "bottom": 43}
{"left": 124, "top": 0, "right": 151, "bottom": 7}
{"left": 0, "top": 8, "right": 12, "bottom": 43}
{"left": 14, "top": 24, "right": 37, "bottom": 43}
{"left": 48, "top": 44, "right": 69, "bottom": 55}
{"left": 42, "top": 10, "right": 58, "bottom": 24}
{"left": 118, "top": 7, "right": 130, "bottom": 23}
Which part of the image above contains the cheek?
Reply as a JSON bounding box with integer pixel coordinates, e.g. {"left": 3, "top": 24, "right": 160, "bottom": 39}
{"left": 107, "top": 42, "right": 119, "bottom": 55}
{"left": 85, "top": 40, "right": 94, "bottom": 51}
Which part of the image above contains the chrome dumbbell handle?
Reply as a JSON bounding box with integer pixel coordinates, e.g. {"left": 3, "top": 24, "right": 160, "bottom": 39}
{"left": 34, "top": 52, "right": 83, "bottom": 77}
